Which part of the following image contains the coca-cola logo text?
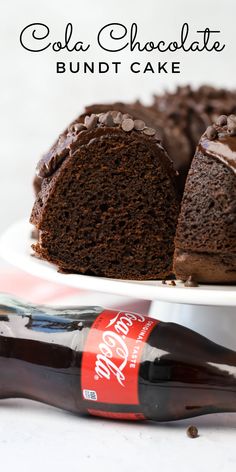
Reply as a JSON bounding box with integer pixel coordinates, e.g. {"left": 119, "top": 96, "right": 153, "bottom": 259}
{"left": 94, "top": 312, "right": 145, "bottom": 386}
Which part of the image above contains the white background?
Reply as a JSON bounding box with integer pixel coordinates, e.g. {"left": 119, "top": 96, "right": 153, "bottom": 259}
{"left": 0, "top": 0, "right": 235, "bottom": 235}
{"left": 0, "top": 1, "right": 236, "bottom": 471}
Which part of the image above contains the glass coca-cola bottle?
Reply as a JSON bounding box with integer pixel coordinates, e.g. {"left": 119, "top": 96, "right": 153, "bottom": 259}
{"left": 0, "top": 293, "right": 236, "bottom": 422}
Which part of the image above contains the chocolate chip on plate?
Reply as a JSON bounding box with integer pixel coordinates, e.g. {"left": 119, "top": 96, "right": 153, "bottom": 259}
{"left": 186, "top": 425, "right": 199, "bottom": 439}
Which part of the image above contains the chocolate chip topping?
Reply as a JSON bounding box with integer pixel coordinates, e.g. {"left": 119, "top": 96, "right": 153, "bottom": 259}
{"left": 206, "top": 125, "right": 217, "bottom": 141}
{"left": 216, "top": 115, "right": 227, "bottom": 127}
{"left": 227, "top": 114, "right": 236, "bottom": 136}
{"left": 36, "top": 110, "right": 161, "bottom": 179}
{"left": 121, "top": 118, "right": 134, "bottom": 132}
{"left": 98, "top": 111, "right": 114, "bottom": 127}
{"left": 93, "top": 110, "right": 159, "bottom": 139}
{"left": 200, "top": 113, "right": 236, "bottom": 175}
{"left": 204, "top": 114, "right": 236, "bottom": 141}
{"left": 228, "top": 114, "right": 236, "bottom": 124}
{"left": 134, "top": 119, "right": 146, "bottom": 130}
{"left": 111, "top": 111, "right": 123, "bottom": 124}
{"left": 84, "top": 114, "right": 98, "bottom": 130}
{"left": 85, "top": 111, "right": 154, "bottom": 135}
{"left": 70, "top": 123, "right": 86, "bottom": 133}
{"left": 143, "top": 127, "right": 156, "bottom": 136}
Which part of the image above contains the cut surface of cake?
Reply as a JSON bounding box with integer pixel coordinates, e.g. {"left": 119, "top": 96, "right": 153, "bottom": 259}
{"left": 81, "top": 86, "right": 236, "bottom": 194}
{"left": 174, "top": 114, "right": 236, "bottom": 284}
{"left": 30, "top": 111, "right": 180, "bottom": 280}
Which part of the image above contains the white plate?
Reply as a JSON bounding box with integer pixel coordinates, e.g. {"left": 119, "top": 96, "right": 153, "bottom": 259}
{"left": 0, "top": 219, "right": 235, "bottom": 306}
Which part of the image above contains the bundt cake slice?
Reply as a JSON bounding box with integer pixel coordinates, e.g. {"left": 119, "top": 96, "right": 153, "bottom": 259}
{"left": 174, "top": 114, "right": 236, "bottom": 283}
{"left": 30, "top": 111, "right": 180, "bottom": 280}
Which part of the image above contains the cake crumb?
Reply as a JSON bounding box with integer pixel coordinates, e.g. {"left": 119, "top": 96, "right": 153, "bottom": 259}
{"left": 184, "top": 276, "right": 199, "bottom": 287}
{"left": 162, "top": 279, "right": 176, "bottom": 286}
{"left": 165, "top": 280, "right": 176, "bottom": 286}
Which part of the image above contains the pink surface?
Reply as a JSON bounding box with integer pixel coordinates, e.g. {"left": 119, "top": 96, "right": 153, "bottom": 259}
{"left": 0, "top": 267, "right": 150, "bottom": 312}
{"left": 0, "top": 267, "right": 81, "bottom": 303}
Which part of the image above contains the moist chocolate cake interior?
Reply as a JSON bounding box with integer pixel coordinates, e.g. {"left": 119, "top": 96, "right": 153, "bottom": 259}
{"left": 31, "top": 112, "right": 180, "bottom": 279}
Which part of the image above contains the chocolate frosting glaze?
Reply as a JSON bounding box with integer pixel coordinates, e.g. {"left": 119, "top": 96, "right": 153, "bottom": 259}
{"left": 153, "top": 85, "right": 236, "bottom": 174}
{"left": 198, "top": 115, "right": 236, "bottom": 175}
{"left": 36, "top": 111, "right": 163, "bottom": 180}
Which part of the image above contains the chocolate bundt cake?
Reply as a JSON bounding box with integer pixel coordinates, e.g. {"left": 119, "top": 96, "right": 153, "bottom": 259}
{"left": 79, "top": 86, "right": 236, "bottom": 194}
{"left": 30, "top": 111, "right": 180, "bottom": 279}
{"left": 174, "top": 114, "right": 236, "bottom": 283}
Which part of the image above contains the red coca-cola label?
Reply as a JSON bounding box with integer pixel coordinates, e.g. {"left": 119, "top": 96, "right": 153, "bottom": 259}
{"left": 81, "top": 310, "right": 158, "bottom": 419}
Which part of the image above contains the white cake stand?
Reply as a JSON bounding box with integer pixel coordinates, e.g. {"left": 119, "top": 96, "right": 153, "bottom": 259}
{"left": 0, "top": 219, "right": 236, "bottom": 349}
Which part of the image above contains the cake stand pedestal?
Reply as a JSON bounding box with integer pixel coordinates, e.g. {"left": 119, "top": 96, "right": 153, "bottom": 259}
{"left": 0, "top": 219, "right": 236, "bottom": 350}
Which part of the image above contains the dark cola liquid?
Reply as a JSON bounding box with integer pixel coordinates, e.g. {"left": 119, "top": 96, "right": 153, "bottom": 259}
{"left": 139, "top": 323, "right": 236, "bottom": 421}
{"left": 0, "top": 296, "right": 100, "bottom": 414}
{"left": 0, "top": 294, "right": 236, "bottom": 421}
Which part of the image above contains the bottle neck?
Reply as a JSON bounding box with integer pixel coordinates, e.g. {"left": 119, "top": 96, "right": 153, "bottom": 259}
{"left": 140, "top": 322, "right": 236, "bottom": 421}
{"left": 154, "top": 322, "right": 236, "bottom": 388}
